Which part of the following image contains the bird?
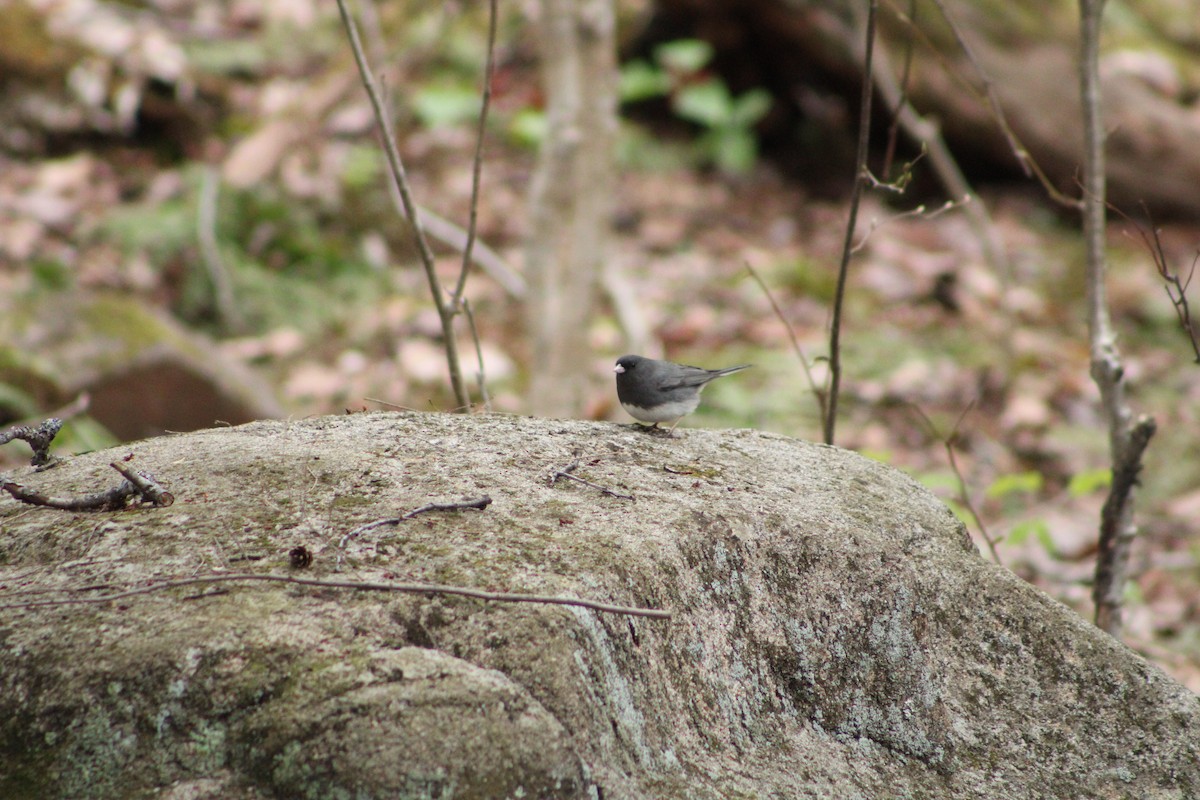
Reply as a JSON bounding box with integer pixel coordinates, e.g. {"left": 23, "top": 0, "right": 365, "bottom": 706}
{"left": 613, "top": 354, "right": 751, "bottom": 432}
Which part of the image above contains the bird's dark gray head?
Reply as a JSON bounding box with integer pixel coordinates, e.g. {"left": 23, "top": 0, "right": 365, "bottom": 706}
{"left": 613, "top": 354, "right": 643, "bottom": 375}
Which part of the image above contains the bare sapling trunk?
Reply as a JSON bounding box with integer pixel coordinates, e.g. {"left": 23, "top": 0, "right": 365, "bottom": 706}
{"left": 526, "top": 0, "right": 617, "bottom": 417}
{"left": 1078, "top": 0, "right": 1157, "bottom": 637}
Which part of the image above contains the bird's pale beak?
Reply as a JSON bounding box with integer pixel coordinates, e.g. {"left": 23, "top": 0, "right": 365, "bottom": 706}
{"left": 613, "top": 364, "right": 625, "bottom": 374}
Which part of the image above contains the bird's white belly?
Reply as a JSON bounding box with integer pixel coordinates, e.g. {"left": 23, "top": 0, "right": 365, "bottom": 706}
{"left": 620, "top": 396, "right": 700, "bottom": 423}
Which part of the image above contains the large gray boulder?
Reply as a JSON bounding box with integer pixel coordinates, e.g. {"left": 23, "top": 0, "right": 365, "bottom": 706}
{"left": 0, "top": 412, "right": 1196, "bottom": 799}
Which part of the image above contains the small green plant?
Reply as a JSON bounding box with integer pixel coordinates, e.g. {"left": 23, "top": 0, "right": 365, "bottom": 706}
{"left": 620, "top": 38, "right": 772, "bottom": 174}
{"left": 1067, "top": 467, "right": 1112, "bottom": 496}
{"left": 985, "top": 470, "right": 1044, "bottom": 515}
{"left": 412, "top": 83, "right": 482, "bottom": 129}
{"left": 1006, "top": 519, "right": 1055, "bottom": 554}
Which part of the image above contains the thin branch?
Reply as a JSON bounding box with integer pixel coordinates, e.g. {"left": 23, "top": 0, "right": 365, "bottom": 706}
{"left": 889, "top": 0, "right": 1082, "bottom": 210}
{"left": 0, "top": 572, "right": 672, "bottom": 619}
{"left": 910, "top": 403, "right": 1001, "bottom": 563}
{"left": 337, "top": 495, "right": 493, "bottom": 567}
{"left": 109, "top": 462, "right": 175, "bottom": 507}
{"left": 881, "top": 0, "right": 917, "bottom": 179}
{"left": 0, "top": 418, "right": 63, "bottom": 467}
{"left": 866, "top": 28, "right": 1009, "bottom": 275}
{"left": 2, "top": 462, "right": 173, "bottom": 511}
{"left": 197, "top": 165, "right": 244, "bottom": 333}
{"left": 850, "top": 197, "right": 965, "bottom": 254}
{"left": 5, "top": 393, "right": 90, "bottom": 433}
{"left": 400, "top": 496, "right": 493, "bottom": 519}
{"left": 1078, "top": 0, "right": 1155, "bottom": 637}
{"left": 451, "top": 0, "right": 499, "bottom": 307}
{"left": 462, "top": 298, "right": 492, "bottom": 412}
{"left": 417, "top": 205, "right": 526, "bottom": 298}
{"left": 922, "top": 0, "right": 1030, "bottom": 179}
{"left": 334, "top": 0, "right": 471, "bottom": 411}
{"left": 826, "top": 0, "right": 879, "bottom": 446}
{"left": 744, "top": 262, "right": 827, "bottom": 428}
{"left": 549, "top": 461, "right": 635, "bottom": 501}
{"left": 1109, "top": 201, "right": 1200, "bottom": 364}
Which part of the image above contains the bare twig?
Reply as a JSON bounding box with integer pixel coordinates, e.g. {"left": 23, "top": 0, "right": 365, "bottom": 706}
{"left": 451, "top": 0, "right": 499, "bottom": 307}
{"left": 889, "top": 0, "right": 1082, "bottom": 210}
{"left": 1078, "top": 0, "right": 1156, "bottom": 637}
{"left": 550, "top": 461, "right": 635, "bottom": 501}
{"left": 866, "top": 29, "right": 1009, "bottom": 275}
{"left": 922, "top": 1, "right": 1029, "bottom": 178}
{"left": 0, "top": 418, "right": 63, "bottom": 467}
{"left": 334, "top": 0, "right": 471, "bottom": 411}
{"left": 881, "top": 0, "right": 917, "bottom": 179}
{"left": 197, "top": 165, "right": 244, "bottom": 333}
{"left": 401, "top": 496, "right": 493, "bottom": 519}
{"left": 43, "top": 393, "right": 91, "bottom": 424}
{"left": 2, "top": 462, "right": 173, "bottom": 511}
{"left": 910, "top": 403, "right": 1001, "bottom": 563}
{"left": 1, "top": 479, "right": 119, "bottom": 511}
{"left": 1109, "top": 202, "right": 1200, "bottom": 364}
{"left": 1095, "top": 416, "right": 1156, "bottom": 614}
{"left": 0, "top": 572, "right": 672, "bottom": 619}
{"left": 417, "top": 205, "right": 526, "bottom": 298}
{"left": 338, "top": 495, "right": 493, "bottom": 566}
{"left": 109, "top": 462, "right": 175, "bottom": 507}
{"left": 462, "top": 298, "right": 492, "bottom": 411}
{"left": 744, "top": 262, "right": 827, "bottom": 428}
{"left": 826, "top": 0, "right": 879, "bottom": 446}
{"left": 850, "top": 197, "right": 965, "bottom": 254}
{"left": 862, "top": 144, "right": 925, "bottom": 194}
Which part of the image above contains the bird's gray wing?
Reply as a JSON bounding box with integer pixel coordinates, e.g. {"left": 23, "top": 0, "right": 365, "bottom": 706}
{"left": 658, "top": 366, "right": 718, "bottom": 391}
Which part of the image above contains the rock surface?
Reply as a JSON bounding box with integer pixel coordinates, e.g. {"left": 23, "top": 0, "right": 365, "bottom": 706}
{"left": 0, "top": 412, "right": 1196, "bottom": 799}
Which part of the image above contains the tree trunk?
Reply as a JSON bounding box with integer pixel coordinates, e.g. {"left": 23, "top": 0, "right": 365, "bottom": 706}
{"left": 526, "top": 0, "right": 617, "bottom": 417}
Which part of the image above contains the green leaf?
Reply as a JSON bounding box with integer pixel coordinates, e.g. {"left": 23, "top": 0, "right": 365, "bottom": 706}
{"left": 340, "top": 145, "right": 381, "bottom": 190}
{"left": 1006, "top": 519, "right": 1054, "bottom": 554}
{"left": 729, "top": 88, "right": 772, "bottom": 127}
{"left": 861, "top": 449, "right": 894, "bottom": 464}
{"left": 507, "top": 109, "right": 547, "bottom": 148}
{"left": 619, "top": 59, "right": 671, "bottom": 102}
{"left": 0, "top": 382, "right": 40, "bottom": 419}
{"left": 31, "top": 260, "right": 73, "bottom": 291}
{"left": 706, "top": 128, "right": 758, "bottom": 174}
{"left": 985, "top": 470, "right": 1043, "bottom": 499}
{"left": 1067, "top": 468, "right": 1112, "bottom": 496}
{"left": 941, "top": 498, "right": 973, "bottom": 527}
{"left": 1123, "top": 580, "right": 1144, "bottom": 605}
{"left": 59, "top": 416, "right": 119, "bottom": 456}
{"left": 913, "top": 470, "right": 956, "bottom": 492}
{"left": 674, "top": 80, "right": 733, "bottom": 128}
{"left": 412, "top": 85, "right": 480, "bottom": 129}
{"left": 654, "top": 39, "right": 714, "bottom": 74}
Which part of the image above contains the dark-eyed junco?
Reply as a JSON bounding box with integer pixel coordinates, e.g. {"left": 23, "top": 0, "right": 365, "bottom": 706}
{"left": 613, "top": 354, "right": 751, "bottom": 431}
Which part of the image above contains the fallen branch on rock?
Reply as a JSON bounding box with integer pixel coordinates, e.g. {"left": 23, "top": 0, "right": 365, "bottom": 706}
{"left": 0, "top": 572, "right": 672, "bottom": 619}
{"left": 0, "top": 418, "right": 64, "bottom": 468}
{"left": 337, "top": 495, "right": 493, "bottom": 568}
{"left": 1, "top": 461, "right": 173, "bottom": 510}
{"left": 550, "top": 460, "right": 635, "bottom": 501}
